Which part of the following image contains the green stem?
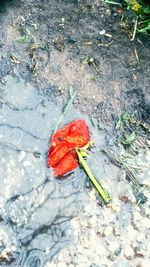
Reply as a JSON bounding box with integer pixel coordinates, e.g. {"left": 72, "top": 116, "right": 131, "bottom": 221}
{"left": 76, "top": 150, "right": 111, "bottom": 204}
{"left": 54, "top": 91, "right": 76, "bottom": 133}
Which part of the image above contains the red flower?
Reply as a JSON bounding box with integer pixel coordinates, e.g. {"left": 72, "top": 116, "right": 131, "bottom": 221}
{"left": 48, "top": 119, "right": 90, "bottom": 177}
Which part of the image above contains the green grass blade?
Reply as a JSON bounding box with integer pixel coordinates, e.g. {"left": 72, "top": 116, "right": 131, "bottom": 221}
{"left": 54, "top": 91, "right": 76, "bottom": 132}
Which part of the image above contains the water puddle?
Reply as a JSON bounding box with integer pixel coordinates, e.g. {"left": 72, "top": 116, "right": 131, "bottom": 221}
{"left": 0, "top": 75, "right": 149, "bottom": 267}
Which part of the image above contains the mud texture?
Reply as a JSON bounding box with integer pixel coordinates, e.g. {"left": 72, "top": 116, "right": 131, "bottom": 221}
{"left": 0, "top": 0, "right": 150, "bottom": 124}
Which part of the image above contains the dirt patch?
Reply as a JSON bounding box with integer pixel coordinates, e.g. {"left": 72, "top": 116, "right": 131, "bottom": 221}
{"left": 5, "top": 24, "right": 19, "bottom": 47}
{"left": 44, "top": 49, "right": 104, "bottom": 102}
{"left": 0, "top": 0, "right": 150, "bottom": 125}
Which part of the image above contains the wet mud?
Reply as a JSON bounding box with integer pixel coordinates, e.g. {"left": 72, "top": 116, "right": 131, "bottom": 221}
{"left": 0, "top": 0, "right": 150, "bottom": 123}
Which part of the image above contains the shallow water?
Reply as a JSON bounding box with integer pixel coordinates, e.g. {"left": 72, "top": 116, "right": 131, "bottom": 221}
{"left": 0, "top": 74, "right": 150, "bottom": 267}
{"left": 0, "top": 75, "right": 122, "bottom": 266}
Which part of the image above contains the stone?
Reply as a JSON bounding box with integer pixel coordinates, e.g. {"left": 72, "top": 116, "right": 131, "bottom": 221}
{"left": 104, "top": 225, "right": 113, "bottom": 236}
{"left": 109, "top": 241, "right": 120, "bottom": 253}
{"left": 57, "top": 262, "right": 67, "bottom": 267}
{"left": 136, "top": 233, "right": 145, "bottom": 243}
{"left": 18, "top": 151, "right": 26, "bottom": 162}
{"left": 141, "top": 259, "right": 149, "bottom": 267}
{"left": 124, "top": 246, "right": 134, "bottom": 258}
{"left": 142, "top": 217, "right": 150, "bottom": 228}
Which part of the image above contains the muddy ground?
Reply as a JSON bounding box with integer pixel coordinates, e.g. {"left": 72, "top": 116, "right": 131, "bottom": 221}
{"left": 1, "top": 0, "right": 150, "bottom": 125}
{"left": 0, "top": 1, "right": 150, "bottom": 267}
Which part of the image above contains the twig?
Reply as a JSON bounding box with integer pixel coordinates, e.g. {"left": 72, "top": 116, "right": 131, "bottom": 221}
{"left": 134, "top": 46, "right": 139, "bottom": 62}
{"left": 97, "top": 40, "right": 114, "bottom": 47}
{"left": 76, "top": 150, "right": 111, "bottom": 204}
{"left": 103, "top": 0, "right": 122, "bottom": 6}
{"left": 131, "top": 17, "right": 138, "bottom": 41}
{"left": 10, "top": 52, "right": 20, "bottom": 64}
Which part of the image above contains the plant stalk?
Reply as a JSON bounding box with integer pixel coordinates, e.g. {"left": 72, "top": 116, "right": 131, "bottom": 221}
{"left": 76, "top": 150, "right": 111, "bottom": 204}
{"left": 54, "top": 91, "right": 76, "bottom": 133}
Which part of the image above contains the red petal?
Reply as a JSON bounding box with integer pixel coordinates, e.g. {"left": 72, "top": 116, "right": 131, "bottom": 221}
{"left": 54, "top": 151, "right": 78, "bottom": 177}
{"left": 50, "top": 119, "right": 89, "bottom": 149}
{"left": 48, "top": 143, "right": 69, "bottom": 168}
{"left": 47, "top": 120, "right": 90, "bottom": 177}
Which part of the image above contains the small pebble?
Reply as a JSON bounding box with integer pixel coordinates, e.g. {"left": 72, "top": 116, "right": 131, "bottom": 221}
{"left": 142, "top": 259, "right": 150, "bottom": 267}
{"left": 18, "top": 151, "right": 26, "bottom": 162}
{"left": 136, "top": 246, "right": 146, "bottom": 256}
{"left": 143, "top": 179, "right": 150, "bottom": 186}
{"left": 45, "top": 263, "right": 55, "bottom": 267}
{"left": 99, "top": 29, "right": 106, "bottom": 35}
{"left": 104, "top": 225, "right": 113, "bottom": 236}
{"left": 124, "top": 246, "right": 134, "bottom": 258}
{"left": 45, "top": 247, "right": 50, "bottom": 255}
{"left": 57, "top": 262, "right": 67, "bottom": 267}
{"left": 109, "top": 241, "right": 119, "bottom": 253}
{"left": 136, "top": 233, "right": 145, "bottom": 243}
{"left": 142, "top": 217, "right": 150, "bottom": 228}
{"left": 23, "top": 160, "right": 31, "bottom": 167}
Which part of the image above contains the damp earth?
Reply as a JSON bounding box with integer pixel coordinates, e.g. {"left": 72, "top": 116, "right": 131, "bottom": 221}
{"left": 0, "top": 1, "right": 150, "bottom": 267}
